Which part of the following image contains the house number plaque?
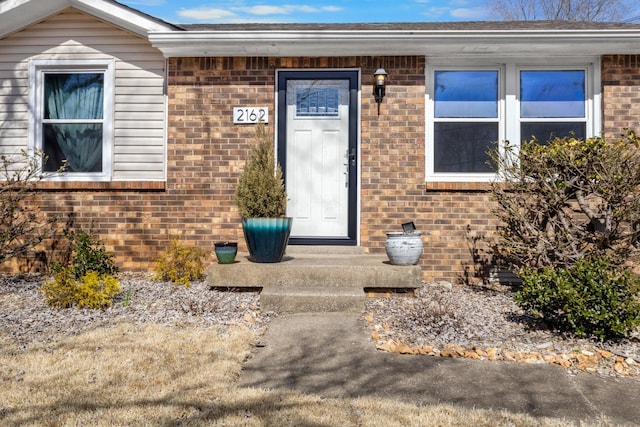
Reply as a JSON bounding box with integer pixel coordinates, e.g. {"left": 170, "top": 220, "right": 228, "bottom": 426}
{"left": 233, "top": 107, "right": 269, "bottom": 124}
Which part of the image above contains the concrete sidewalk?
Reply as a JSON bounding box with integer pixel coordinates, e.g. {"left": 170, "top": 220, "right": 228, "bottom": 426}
{"left": 239, "top": 313, "right": 640, "bottom": 425}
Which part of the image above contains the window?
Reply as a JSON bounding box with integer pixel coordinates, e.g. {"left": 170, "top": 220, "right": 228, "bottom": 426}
{"left": 30, "top": 60, "right": 113, "bottom": 180}
{"left": 289, "top": 79, "right": 348, "bottom": 119}
{"left": 296, "top": 87, "right": 339, "bottom": 117}
{"left": 433, "top": 70, "right": 499, "bottom": 173}
{"left": 519, "top": 70, "right": 586, "bottom": 142}
{"left": 426, "top": 61, "right": 597, "bottom": 182}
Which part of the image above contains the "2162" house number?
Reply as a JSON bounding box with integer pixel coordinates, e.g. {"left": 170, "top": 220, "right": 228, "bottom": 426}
{"left": 233, "top": 107, "right": 269, "bottom": 124}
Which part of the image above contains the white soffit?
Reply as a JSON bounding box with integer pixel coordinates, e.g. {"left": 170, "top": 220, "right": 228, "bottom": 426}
{"left": 149, "top": 29, "right": 640, "bottom": 58}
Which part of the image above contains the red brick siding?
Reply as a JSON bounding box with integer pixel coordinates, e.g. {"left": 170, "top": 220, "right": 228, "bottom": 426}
{"left": 167, "top": 56, "right": 497, "bottom": 283}
{"left": 8, "top": 55, "right": 638, "bottom": 283}
{"left": 602, "top": 55, "right": 640, "bottom": 137}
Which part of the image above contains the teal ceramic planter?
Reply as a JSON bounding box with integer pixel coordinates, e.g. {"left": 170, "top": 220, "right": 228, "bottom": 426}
{"left": 214, "top": 241, "right": 237, "bottom": 264}
{"left": 242, "top": 217, "right": 292, "bottom": 263}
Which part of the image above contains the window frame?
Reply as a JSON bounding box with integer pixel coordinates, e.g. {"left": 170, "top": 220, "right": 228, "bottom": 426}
{"left": 428, "top": 67, "right": 504, "bottom": 179}
{"left": 516, "top": 66, "right": 590, "bottom": 144}
{"left": 29, "top": 59, "right": 114, "bottom": 181}
{"left": 425, "top": 58, "right": 600, "bottom": 183}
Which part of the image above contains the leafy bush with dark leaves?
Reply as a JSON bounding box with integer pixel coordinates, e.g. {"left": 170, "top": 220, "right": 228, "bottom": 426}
{"left": 64, "top": 229, "right": 118, "bottom": 279}
{"left": 515, "top": 256, "right": 640, "bottom": 341}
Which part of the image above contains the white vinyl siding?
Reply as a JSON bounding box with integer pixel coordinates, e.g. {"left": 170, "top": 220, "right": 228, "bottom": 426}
{"left": 0, "top": 8, "right": 166, "bottom": 181}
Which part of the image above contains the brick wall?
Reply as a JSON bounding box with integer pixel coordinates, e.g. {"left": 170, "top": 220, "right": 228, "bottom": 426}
{"left": 10, "top": 55, "right": 638, "bottom": 283}
{"left": 602, "top": 55, "right": 640, "bottom": 137}
{"left": 357, "top": 57, "right": 497, "bottom": 282}
{"left": 165, "top": 55, "right": 500, "bottom": 283}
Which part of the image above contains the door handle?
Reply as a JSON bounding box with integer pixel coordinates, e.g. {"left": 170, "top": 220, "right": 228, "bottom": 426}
{"left": 344, "top": 148, "right": 356, "bottom": 188}
{"left": 349, "top": 148, "right": 356, "bottom": 167}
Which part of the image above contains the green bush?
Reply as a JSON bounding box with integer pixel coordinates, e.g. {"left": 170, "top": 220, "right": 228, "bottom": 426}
{"left": 43, "top": 229, "right": 121, "bottom": 309}
{"left": 515, "top": 256, "right": 640, "bottom": 341}
{"left": 153, "top": 238, "right": 207, "bottom": 287}
{"left": 57, "top": 229, "right": 118, "bottom": 279}
{"left": 42, "top": 269, "right": 121, "bottom": 309}
{"left": 235, "top": 122, "right": 287, "bottom": 218}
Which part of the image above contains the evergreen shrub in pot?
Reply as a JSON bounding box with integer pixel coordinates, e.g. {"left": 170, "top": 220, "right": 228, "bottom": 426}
{"left": 236, "top": 123, "right": 292, "bottom": 263}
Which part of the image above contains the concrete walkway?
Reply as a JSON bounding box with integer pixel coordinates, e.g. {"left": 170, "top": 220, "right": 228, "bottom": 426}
{"left": 239, "top": 312, "right": 640, "bottom": 425}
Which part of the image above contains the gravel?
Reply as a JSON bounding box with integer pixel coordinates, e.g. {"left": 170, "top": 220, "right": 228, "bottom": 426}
{"left": 2, "top": 273, "right": 639, "bottom": 379}
{"left": 365, "top": 281, "right": 640, "bottom": 378}
{"left": 0, "top": 273, "right": 266, "bottom": 347}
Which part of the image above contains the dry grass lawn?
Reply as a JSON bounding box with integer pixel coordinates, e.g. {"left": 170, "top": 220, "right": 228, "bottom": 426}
{"left": 0, "top": 323, "right": 586, "bottom": 426}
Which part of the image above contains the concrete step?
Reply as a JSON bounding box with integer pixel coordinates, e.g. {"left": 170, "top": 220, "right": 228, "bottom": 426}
{"left": 260, "top": 285, "right": 365, "bottom": 313}
{"left": 207, "top": 249, "right": 422, "bottom": 314}
{"left": 285, "top": 245, "right": 366, "bottom": 255}
{"left": 207, "top": 252, "right": 422, "bottom": 288}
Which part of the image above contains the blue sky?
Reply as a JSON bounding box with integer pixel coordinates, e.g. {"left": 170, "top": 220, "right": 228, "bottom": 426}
{"left": 119, "top": 0, "right": 492, "bottom": 24}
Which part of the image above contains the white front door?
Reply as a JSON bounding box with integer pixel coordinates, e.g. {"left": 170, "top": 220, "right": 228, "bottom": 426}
{"left": 284, "top": 78, "right": 352, "bottom": 239}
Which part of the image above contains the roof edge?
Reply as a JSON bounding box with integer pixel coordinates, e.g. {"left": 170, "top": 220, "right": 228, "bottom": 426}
{"left": 0, "top": 0, "right": 178, "bottom": 39}
{"left": 148, "top": 27, "right": 640, "bottom": 57}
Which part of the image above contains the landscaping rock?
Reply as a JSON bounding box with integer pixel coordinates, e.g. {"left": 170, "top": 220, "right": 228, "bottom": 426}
{"left": 365, "top": 282, "right": 640, "bottom": 379}
{"left": 0, "top": 273, "right": 268, "bottom": 346}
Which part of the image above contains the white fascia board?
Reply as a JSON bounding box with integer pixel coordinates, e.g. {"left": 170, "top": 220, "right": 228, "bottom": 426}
{"left": 149, "top": 29, "right": 640, "bottom": 58}
{"left": 0, "top": 0, "right": 175, "bottom": 39}
{"left": 68, "top": 0, "right": 176, "bottom": 35}
{"left": 0, "top": 0, "right": 67, "bottom": 37}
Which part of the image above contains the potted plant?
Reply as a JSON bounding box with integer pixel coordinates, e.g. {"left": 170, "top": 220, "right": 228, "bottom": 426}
{"left": 236, "top": 122, "right": 292, "bottom": 263}
{"left": 385, "top": 222, "right": 423, "bottom": 265}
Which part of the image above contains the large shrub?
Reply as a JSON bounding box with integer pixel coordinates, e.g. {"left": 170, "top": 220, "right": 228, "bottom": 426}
{"left": 0, "top": 150, "right": 61, "bottom": 264}
{"left": 515, "top": 256, "right": 640, "bottom": 341}
{"left": 490, "top": 132, "right": 640, "bottom": 271}
{"left": 488, "top": 132, "right": 640, "bottom": 340}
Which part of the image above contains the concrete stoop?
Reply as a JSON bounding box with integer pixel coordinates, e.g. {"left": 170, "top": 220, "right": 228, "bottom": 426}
{"left": 207, "top": 246, "right": 422, "bottom": 314}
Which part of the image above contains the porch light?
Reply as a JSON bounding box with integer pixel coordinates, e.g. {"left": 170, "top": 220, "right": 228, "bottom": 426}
{"left": 373, "top": 67, "right": 388, "bottom": 115}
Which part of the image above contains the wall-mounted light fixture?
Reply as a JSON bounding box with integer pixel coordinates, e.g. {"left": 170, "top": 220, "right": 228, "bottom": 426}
{"left": 373, "top": 67, "right": 388, "bottom": 116}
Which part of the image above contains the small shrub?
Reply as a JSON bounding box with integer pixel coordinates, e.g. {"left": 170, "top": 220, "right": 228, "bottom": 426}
{"left": 515, "top": 256, "right": 640, "bottom": 341}
{"left": 41, "top": 268, "right": 76, "bottom": 308}
{"left": 153, "top": 239, "right": 207, "bottom": 287}
{"left": 43, "top": 229, "right": 121, "bottom": 309}
{"left": 0, "top": 149, "right": 62, "bottom": 264}
{"left": 42, "top": 268, "right": 121, "bottom": 309}
{"left": 236, "top": 122, "right": 287, "bottom": 218}
{"left": 62, "top": 229, "right": 118, "bottom": 279}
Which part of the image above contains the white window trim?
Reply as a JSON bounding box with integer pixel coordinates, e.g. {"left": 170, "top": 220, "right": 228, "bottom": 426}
{"left": 425, "top": 57, "right": 601, "bottom": 183}
{"left": 515, "top": 65, "right": 592, "bottom": 141}
{"left": 426, "top": 65, "right": 505, "bottom": 182}
{"left": 29, "top": 59, "right": 114, "bottom": 181}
